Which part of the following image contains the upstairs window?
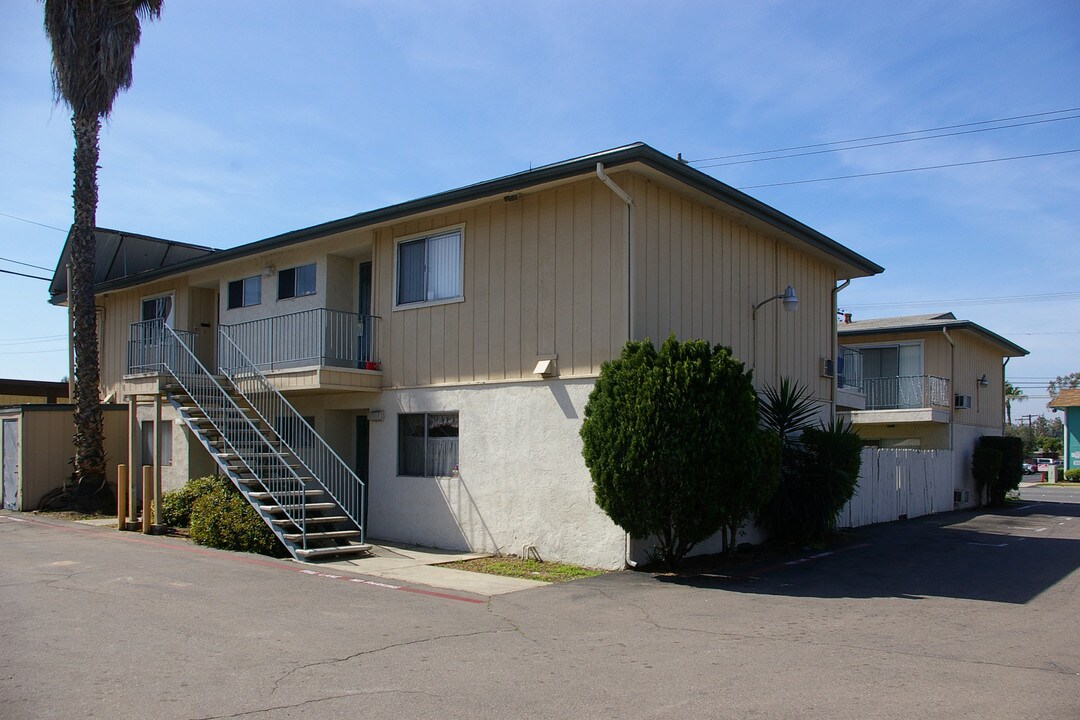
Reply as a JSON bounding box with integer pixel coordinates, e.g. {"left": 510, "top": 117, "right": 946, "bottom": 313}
{"left": 227, "top": 276, "right": 261, "bottom": 309}
{"left": 396, "top": 229, "right": 463, "bottom": 307}
{"left": 278, "top": 263, "right": 317, "bottom": 300}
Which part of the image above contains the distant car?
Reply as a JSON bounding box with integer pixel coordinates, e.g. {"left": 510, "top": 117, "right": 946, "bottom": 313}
{"left": 1022, "top": 462, "right": 1036, "bottom": 474}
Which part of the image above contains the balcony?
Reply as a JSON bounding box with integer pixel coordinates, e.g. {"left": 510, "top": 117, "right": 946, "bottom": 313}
{"left": 126, "top": 309, "right": 383, "bottom": 395}
{"left": 843, "top": 374, "right": 952, "bottom": 425}
{"left": 220, "top": 309, "right": 382, "bottom": 393}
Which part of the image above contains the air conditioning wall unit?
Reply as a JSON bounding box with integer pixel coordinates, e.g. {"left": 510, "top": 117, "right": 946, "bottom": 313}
{"left": 954, "top": 394, "right": 972, "bottom": 409}
{"left": 954, "top": 490, "right": 970, "bottom": 504}
{"left": 821, "top": 358, "right": 835, "bottom": 378}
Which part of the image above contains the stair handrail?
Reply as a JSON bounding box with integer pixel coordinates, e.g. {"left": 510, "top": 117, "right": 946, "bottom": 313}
{"left": 217, "top": 328, "right": 366, "bottom": 543}
{"left": 148, "top": 320, "right": 310, "bottom": 546}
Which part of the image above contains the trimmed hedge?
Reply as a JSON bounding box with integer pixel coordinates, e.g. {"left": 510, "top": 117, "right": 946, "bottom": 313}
{"left": 976, "top": 435, "right": 1023, "bottom": 505}
{"left": 1065, "top": 468, "right": 1080, "bottom": 482}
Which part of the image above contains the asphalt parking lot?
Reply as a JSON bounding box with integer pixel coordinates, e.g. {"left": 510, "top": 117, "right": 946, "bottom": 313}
{"left": 2, "top": 502, "right": 1078, "bottom": 720}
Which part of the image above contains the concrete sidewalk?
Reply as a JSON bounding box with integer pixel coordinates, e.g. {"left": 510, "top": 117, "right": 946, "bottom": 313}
{"left": 316, "top": 542, "right": 548, "bottom": 596}
{"left": 70, "top": 516, "right": 546, "bottom": 596}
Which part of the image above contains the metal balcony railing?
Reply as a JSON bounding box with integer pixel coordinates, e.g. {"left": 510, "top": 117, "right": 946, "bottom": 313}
{"left": 838, "top": 346, "right": 863, "bottom": 391}
{"left": 127, "top": 319, "right": 197, "bottom": 374}
{"left": 219, "top": 308, "right": 380, "bottom": 372}
{"left": 863, "top": 375, "right": 951, "bottom": 410}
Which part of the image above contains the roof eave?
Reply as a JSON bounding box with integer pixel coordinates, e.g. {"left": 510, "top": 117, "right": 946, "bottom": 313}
{"left": 56, "top": 142, "right": 884, "bottom": 296}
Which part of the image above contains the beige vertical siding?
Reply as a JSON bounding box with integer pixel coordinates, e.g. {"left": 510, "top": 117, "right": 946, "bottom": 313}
{"left": 92, "top": 168, "right": 853, "bottom": 404}
{"left": 625, "top": 174, "right": 837, "bottom": 400}
{"left": 4, "top": 406, "right": 127, "bottom": 510}
{"left": 374, "top": 177, "right": 629, "bottom": 387}
{"left": 98, "top": 279, "right": 191, "bottom": 400}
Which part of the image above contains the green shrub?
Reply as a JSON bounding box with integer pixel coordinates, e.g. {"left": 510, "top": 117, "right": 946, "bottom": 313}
{"left": 189, "top": 484, "right": 287, "bottom": 557}
{"left": 158, "top": 475, "right": 228, "bottom": 528}
{"left": 1065, "top": 468, "right": 1080, "bottom": 482}
{"left": 759, "top": 418, "right": 863, "bottom": 545}
{"left": 977, "top": 436, "right": 1023, "bottom": 505}
{"left": 972, "top": 444, "right": 1003, "bottom": 506}
{"left": 581, "top": 336, "right": 762, "bottom": 569}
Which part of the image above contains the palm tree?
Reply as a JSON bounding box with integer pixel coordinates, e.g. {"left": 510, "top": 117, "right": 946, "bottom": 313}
{"left": 44, "top": 0, "right": 163, "bottom": 508}
{"left": 1004, "top": 381, "right": 1026, "bottom": 425}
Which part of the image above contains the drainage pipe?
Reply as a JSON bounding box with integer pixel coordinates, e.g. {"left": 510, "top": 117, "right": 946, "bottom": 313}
{"left": 596, "top": 163, "right": 638, "bottom": 570}
{"left": 942, "top": 327, "right": 956, "bottom": 452}
{"left": 596, "top": 163, "right": 635, "bottom": 344}
{"left": 831, "top": 279, "right": 851, "bottom": 420}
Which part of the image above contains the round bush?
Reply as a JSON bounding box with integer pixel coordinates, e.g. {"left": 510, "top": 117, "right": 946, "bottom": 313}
{"left": 158, "top": 475, "right": 229, "bottom": 528}
{"left": 189, "top": 487, "right": 286, "bottom": 557}
{"left": 1065, "top": 468, "right": 1080, "bottom": 483}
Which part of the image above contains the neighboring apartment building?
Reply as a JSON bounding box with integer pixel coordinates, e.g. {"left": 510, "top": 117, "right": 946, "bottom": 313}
{"left": 836, "top": 312, "right": 1028, "bottom": 506}
{"left": 1048, "top": 389, "right": 1080, "bottom": 473}
{"left": 49, "top": 143, "right": 882, "bottom": 568}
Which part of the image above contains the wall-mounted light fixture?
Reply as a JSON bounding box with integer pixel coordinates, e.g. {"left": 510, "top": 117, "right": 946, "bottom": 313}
{"left": 753, "top": 285, "right": 798, "bottom": 317}
{"left": 263, "top": 265, "right": 277, "bottom": 277}
{"left": 368, "top": 410, "right": 385, "bottom": 422}
{"left": 978, "top": 373, "right": 989, "bottom": 387}
{"left": 751, "top": 285, "right": 798, "bottom": 371}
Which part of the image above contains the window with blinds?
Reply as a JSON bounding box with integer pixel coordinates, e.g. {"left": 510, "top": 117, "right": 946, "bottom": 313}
{"left": 395, "top": 228, "right": 463, "bottom": 307}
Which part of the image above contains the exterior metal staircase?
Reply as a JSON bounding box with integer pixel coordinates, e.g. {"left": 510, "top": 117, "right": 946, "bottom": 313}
{"left": 144, "top": 321, "right": 369, "bottom": 561}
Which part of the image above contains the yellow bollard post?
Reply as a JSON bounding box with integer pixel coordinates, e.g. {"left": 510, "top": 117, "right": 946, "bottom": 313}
{"left": 117, "top": 464, "right": 128, "bottom": 530}
{"left": 142, "top": 465, "right": 152, "bottom": 534}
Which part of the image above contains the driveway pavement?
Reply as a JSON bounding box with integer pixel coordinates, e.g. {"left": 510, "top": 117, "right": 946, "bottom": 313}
{"left": 2, "top": 504, "right": 1078, "bottom": 720}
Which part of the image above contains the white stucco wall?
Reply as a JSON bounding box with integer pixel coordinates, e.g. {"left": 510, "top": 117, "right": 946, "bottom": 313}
{"left": 134, "top": 403, "right": 215, "bottom": 493}
{"left": 365, "top": 378, "right": 629, "bottom": 570}
{"left": 951, "top": 422, "right": 1000, "bottom": 508}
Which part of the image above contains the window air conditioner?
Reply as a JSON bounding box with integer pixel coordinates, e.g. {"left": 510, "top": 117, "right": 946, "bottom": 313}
{"left": 821, "top": 358, "right": 835, "bottom": 378}
{"left": 954, "top": 394, "right": 972, "bottom": 409}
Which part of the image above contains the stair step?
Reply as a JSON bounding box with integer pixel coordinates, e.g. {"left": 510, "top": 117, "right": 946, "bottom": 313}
{"left": 282, "top": 529, "right": 361, "bottom": 542}
{"left": 271, "top": 515, "right": 348, "bottom": 526}
{"left": 260, "top": 502, "right": 336, "bottom": 513}
{"left": 249, "top": 490, "right": 323, "bottom": 501}
{"left": 295, "top": 543, "right": 373, "bottom": 560}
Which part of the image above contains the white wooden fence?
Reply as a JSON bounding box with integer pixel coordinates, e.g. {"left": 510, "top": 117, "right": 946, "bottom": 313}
{"left": 837, "top": 448, "right": 954, "bottom": 529}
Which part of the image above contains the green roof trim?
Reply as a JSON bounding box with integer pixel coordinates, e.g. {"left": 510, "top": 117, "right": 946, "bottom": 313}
{"left": 52, "top": 142, "right": 883, "bottom": 301}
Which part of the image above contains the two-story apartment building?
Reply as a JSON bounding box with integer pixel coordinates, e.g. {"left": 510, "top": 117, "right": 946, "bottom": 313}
{"left": 50, "top": 143, "right": 883, "bottom": 568}
{"left": 837, "top": 312, "right": 1028, "bottom": 506}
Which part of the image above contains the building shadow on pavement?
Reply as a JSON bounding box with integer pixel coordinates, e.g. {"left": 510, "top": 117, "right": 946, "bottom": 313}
{"left": 656, "top": 502, "right": 1080, "bottom": 605}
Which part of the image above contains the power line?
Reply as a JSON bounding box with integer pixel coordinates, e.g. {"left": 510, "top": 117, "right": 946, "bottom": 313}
{"left": 687, "top": 106, "right": 1080, "bottom": 163}
{"left": 697, "top": 114, "right": 1080, "bottom": 169}
{"left": 0, "top": 348, "right": 67, "bottom": 355}
{"left": 844, "top": 290, "right": 1080, "bottom": 310}
{"left": 0, "top": 256, "right": 53, "bottom": 272}
{"left": 736, "top": 148, "right": 1080, "bottom": 190}
{"left": 0, "top": 211, "right": 67, "bottom": 233}
{"left": 0, "top": 334, "right": 66, "bottom": 342}
{"left": 0, "top": 268, "right": 52, "bottom": 282}
{"left": 0, "top": 336, "right": 67, "bottom": 347}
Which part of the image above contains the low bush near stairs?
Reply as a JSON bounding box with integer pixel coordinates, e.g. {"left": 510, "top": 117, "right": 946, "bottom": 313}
{"left": 189, "top": 483, "right": 287, "bottom": 557}
{"left": 159, "top": 475, "right": 228, "bottom": 528}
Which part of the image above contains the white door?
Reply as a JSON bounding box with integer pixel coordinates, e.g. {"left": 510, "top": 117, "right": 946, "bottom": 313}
{"left": 2, "top": 419, "right": 19, "bottom": 511}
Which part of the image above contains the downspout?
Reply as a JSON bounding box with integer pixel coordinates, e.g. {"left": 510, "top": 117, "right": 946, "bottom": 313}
{"left": 942, "top": 327, "right": 956, "bottom": 453}
{"left": 831, "top": 279, "right": 850, "bottom": 421}
{"left": 1002, "top": 357, "right": 1011, "bottom": 433}
{"left": 596, "top": 162, "right": 634, "bottom": 344}
{"left": 597, "top": 162, "right": 638, "bottom": 568}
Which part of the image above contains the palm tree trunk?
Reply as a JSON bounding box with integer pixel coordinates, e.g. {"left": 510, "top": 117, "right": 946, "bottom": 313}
{"left": 70, "top": 111, "right": 107, "bottom": 507}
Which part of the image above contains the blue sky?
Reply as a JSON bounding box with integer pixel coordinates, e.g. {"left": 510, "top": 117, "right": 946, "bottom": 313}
{"left": 1, "top": 1, "right": 1077, "bottom": 420}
